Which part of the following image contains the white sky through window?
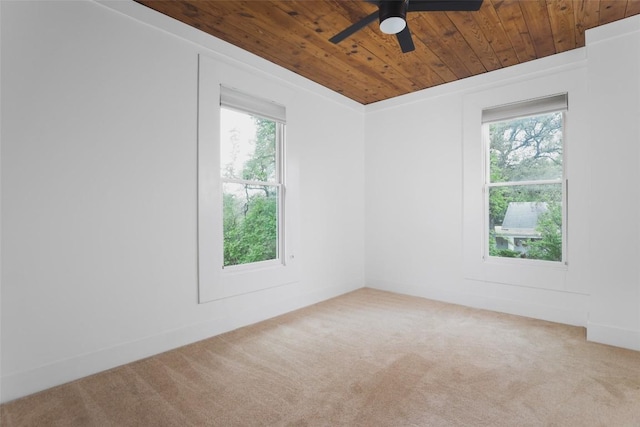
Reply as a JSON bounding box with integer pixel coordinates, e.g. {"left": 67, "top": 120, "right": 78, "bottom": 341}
{"left": 220, "top": 107, "right": 257, "bottom": 179}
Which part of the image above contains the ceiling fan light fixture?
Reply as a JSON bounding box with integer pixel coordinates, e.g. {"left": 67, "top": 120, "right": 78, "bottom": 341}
{"left": 380, "top": 17, "right": 406, "bottom": 34}
{"left": 379, "top": 0, "right": 408, "bottom": 34}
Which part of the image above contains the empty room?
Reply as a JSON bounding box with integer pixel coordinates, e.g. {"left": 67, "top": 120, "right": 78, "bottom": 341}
{"left": 2, "top": 0, "right": 640, "bottom": 425}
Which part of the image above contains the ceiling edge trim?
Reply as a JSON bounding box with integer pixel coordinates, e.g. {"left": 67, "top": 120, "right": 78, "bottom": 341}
{"left": 364, "top": 48, "right": 587, "bottom": 114}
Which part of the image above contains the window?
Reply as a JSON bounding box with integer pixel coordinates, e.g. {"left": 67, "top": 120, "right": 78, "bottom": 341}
{"left": 197, "top": 55, "right": 298, "bottom": 303}
{"left": 483, "top": 94, "right": 567, "bottom": 263}
{"left": 220, "top": 98, "right": 284, "bottom": 268}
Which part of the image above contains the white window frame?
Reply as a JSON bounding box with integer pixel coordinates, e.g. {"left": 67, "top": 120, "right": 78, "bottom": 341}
{"left": 197, "top": 55, "right": 298, "bottom": 303}
{"left": 219, "top": 92, "right": 285, "bottom": 271}
{"left": 481, "top": 94, "right": 568, "bottom": 266}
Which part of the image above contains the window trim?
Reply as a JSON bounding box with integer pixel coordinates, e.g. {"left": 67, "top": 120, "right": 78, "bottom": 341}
{"left": 462, "top": 79, "right": 576, "bottom": 292}
{"left": 197, "top": 55, "right": 298, "bottom": 303}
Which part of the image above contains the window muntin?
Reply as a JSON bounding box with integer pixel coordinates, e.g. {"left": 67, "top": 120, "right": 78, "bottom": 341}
{"left": 220, "top": 107, "right": 284, "bottom": 268}
{"left": 484, "top": 107, "right": 566, "bottom": 263}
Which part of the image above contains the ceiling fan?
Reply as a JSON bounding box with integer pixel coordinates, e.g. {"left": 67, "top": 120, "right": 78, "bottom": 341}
{"left": 329, "top": 0, "right": 483, "bottom": 53}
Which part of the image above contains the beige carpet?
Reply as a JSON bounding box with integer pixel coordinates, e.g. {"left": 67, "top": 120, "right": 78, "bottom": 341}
{"left": 2, "top": 288, "right": 640, "bottom": 426}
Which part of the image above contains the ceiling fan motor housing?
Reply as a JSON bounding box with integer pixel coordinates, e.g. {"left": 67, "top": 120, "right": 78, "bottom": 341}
{"left": 379, "top": 0, "right": 409, "bottom": 34}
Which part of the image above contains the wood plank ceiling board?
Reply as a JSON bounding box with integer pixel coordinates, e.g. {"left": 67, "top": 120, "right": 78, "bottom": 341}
{"left": 135, "top": 0, "right": 640, "bottom": 105}
{"left": 573, "top": 0, "right": 601, "bottom": 46}
{"left": 627, "top": 0, "right": 640, "bottom": 16}
{"left": 445, "top": 9, "right": 503, "bottom": 72}
{"left": 599, "top": 0, "right": 628, "bottom": 24}
{"left": 471, "top": 2, "right": 521, "bottom": 67}
{"left": 491, "top": 0, "right": 538, "bottom": 63}
{"left": 417, "top": 12, "right": 487, "bottom": 77}
{"left": 519, "top": 0, "right": 557, "bottom": 58}
{"left": 547, "top": 0, "right": 578, "bottom": 53}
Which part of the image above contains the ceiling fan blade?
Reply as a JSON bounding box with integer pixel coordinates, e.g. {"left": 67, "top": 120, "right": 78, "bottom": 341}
{"left": 329, "top": 11, "right": 378, "bottom": 44}
{"left": 396, "top": 25, "right": 415, "bottom": 53}
{"left": 408, "top": 0, "right": 483, "bottom": 12}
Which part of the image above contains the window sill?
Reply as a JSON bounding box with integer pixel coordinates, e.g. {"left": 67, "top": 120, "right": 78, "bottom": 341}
{"left": 199, "top": 259, "right": 299, "bottom": 302}
{"left": 484, "top": 256, "right": 568, "bottom": 270}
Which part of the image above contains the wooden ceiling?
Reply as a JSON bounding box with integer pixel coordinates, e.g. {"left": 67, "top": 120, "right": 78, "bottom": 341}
{"left": 136, "top": 0, "right": 640, "bottom": 104}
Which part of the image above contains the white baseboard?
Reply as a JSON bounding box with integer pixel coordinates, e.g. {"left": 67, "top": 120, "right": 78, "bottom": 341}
{"left": 366, "top": 280, "right": 589, "bottom": 327}
{"left": 368, "top": 280, "right": 640, "bottom": 353}
{"left": 586, "top": 322, "right": 640, "bottom": 351}
{"left": 1, "top": 282, "right": 362, "bottom": 403}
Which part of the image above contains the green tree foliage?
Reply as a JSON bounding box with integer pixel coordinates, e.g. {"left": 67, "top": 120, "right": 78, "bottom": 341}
{"left": 223, "top": 117, "right": 279, "bottom": 267}
{"left": 488, "top": 152, "right": 509, "bottom": 228}
{"left": 527, "top": 203, "right": 562, "bottom": 261}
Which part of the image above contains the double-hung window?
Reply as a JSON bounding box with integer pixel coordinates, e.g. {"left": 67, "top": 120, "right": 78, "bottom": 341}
{"left": 220, "top": 87, "right": 285, "bottom": 269}
{"left": 482, "top": 94, "right": 567, "bottom": 263}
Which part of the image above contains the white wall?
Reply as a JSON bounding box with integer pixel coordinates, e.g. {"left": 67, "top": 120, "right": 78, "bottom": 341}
{"left": 0, "top": 0, "right": 365, "bottom": 402}
{"left": 585, "top": 17, "right": 640, "bottom": 350}
{"left": 365, "top": 15, "right": 640, "bottom": 352}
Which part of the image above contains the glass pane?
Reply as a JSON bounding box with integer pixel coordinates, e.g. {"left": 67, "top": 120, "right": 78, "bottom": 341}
{"left": 223, "top": 182, "right": 279, "bottom": 267}
{"left": 488, "top": 184, "right": 562, "bottom": 261}
{"left": 220, "top": 107, "right": 277, "bottom": 183}
{"left": 489, "top": 112, "right": 563, "bottom": 183}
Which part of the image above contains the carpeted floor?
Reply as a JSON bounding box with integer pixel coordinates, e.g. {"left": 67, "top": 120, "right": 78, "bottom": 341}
{"left": 2, "top": 288, "right": 640, "bottom": 426}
